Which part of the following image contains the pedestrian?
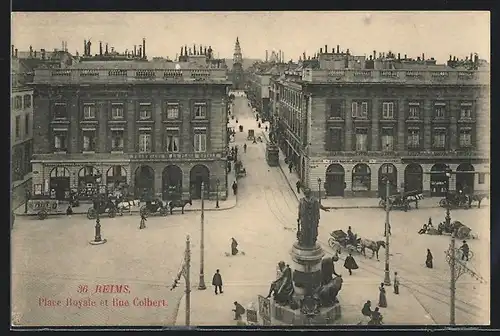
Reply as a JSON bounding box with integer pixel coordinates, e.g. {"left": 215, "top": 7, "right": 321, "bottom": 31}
{"left": 258, "top": 122, "right": 261, "bottom": 128}
{"left": 139, "top": 212, "right": 147, "bottom": 229}
{"left": 11, "top": 209, "right": 15, "bottom": 230}
{"left": 231, "top": 237, "right": 239, "bottom": 255}
{"left": 378, "top": 283, "right": 387, "bottom": 308}
{"left": 425, "top": 249, "right": 433, "bottom": 268}
{"left": 212, "top": 269, "right": 223, "bottom": 294}
{"left": 296, "top": 180, "right": 301, "bottom": 194}
{"left": 24, "top": 188, "right": 30, "bottom": 214}
{"left": 265, "top": 125, "right": 268, "bottom": 132}
{"left": 232, "top": 181, "right": 238, "bottom": 196}
{"left": 288, "top": 161, "right": 293, "bottom": 173}
{"left": 243, "top": 143, "right": 247, "bottom": 153}
{"left": 369, "top": 307, "right": 383, "bottom": 325}
{"left": 232, "top": 301, "right": 245, "bottom": 320}
{"left": 344, "top": 253, "right": 359, "bottom": 275}
{"left": 66, "top": 205, "right": 73, "bottom": 216}
{"left": 460, "top": 240, "right": 470, "bottom": 261}
{"left": 393, "top": 271, "right": 400, "bottom": 294}
{"left": 361, "top": 300, "right": 372, "bottom": 319}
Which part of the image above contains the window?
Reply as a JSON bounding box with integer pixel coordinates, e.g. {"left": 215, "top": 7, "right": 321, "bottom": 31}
{"left": 138, "top": 133, "right": 151, "bottom": 152}
{"left": 165, "top": 130, "right": 180, "bottom": 152}
{"left": 408, "top": 103, "right": 420, "bottom": 119}
{"left": 194, "top": 129, "right": 207, "bottom": 152}
{"left": 355, "top": 128, "right": 368, "bottom": 152}
{"left": 23, "top": 95, "right": 32, "bottom": 109}
{"left": 460, "top": 103, "right": 472, "bottom": 119}
{"left": 352, "top": 101, "right": 368, "bottom": 118}
{"left": 139, "top": 103, "right": 152, "bottom": 120}
{"left": 111, "top": 103, "right": 124, "bottom": 119}
{"left": 25, "top": 114, "right": 29, "bottom": 135}
{"left": 381, "top": 128, "right": 394, "bottom": 151}
{"left": 328, "top": 128, "right": 342, "bottom": 151}
{"left": 83, "top": 104, "right": 96, "bottom": 119}
{"left": 15, "top": 116, "right": 21, "bottom": 138}
{"left": 478, "top": 173, "right": 485, "bottom": 184}
{"left": 111, "top": 130, "right": 124, "bottom": 151}
{"left": 194, "top": 102, "right": 207, "bottom": 119}
{"left": 352, "top": 164, "right": 371, "bottom": 191}
{"left": 166, "top": 103, "right": 180, "bottom": 119}
{"left": 459, "top": 129, "right": 472, "bottom": 148}
{"left": 54, "top": 103, "right": 68, "bottom": 119}
{"left": 434, "top": 104, "right": 446, "bottom": 118}
{"left": 53, "top": 131, "right": 68, "bottom": 152}
{"left": 82, "top": 130, "right": 97, "bottom": 152}
{"left": 329, "top": 100, "right": 344, "bottom": 119}
{"left": 407, "top": 129, "right": 420, "bottom": 149}
{"left": 14, "top": 96, "right": 22, "bottom": 110}
{"left": 382, "top": 102, "right": 394, "bottom": 119}
{"left": 433, "top": 129, "right": 446, "bottom": 149}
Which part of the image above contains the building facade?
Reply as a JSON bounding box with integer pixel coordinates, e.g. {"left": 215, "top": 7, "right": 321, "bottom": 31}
{"left": 31, "top": 59, "right": 232, "bottom": 202}
{"left": 270, "top": 47, "right": 490, "bottom": 198}
{"left": 246, "top": 63, "right": 275, "bottom": 121}
{"left": 11, "top": 86, "right": 33, "bottom": 182}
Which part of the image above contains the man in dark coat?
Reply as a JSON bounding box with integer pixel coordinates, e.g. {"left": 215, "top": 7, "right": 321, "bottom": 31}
{"left": 212, "top": 269, "right": 223, "bottom": 294}
{"left": 425, "top": 249, "right": 433, "bottom": 268}
{"left": 347, "top": 226, "right": 355, "bottom": 246}
{"left": 232, "top": 181, "right": 238, "bottom": 196}
{"left": 460, "top": 240, "right": 470, "bottom": 261}
{"left": 232, "top": 301, "right": 245, "bottom": 320}
{"left": 139, "top": 213, "right": 147, "bottom": 229}
{"left": 231, "top": 238, "right": 239, "bottom": 256}
{"left": 344, "top": 253, "right": 359, "bottom": 275}
{"left": 361, "top": 300, "right": 372, "bottom": 318}
{"left": 296, "top": 180, "right": 301, "bottom": 194}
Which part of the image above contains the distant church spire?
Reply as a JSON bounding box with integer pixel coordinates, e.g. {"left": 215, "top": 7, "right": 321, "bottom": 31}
{"left": 233, "top": 37, "right": 242, "bottom": 65}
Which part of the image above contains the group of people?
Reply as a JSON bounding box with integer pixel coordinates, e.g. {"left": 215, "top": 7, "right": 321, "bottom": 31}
{"left": 360, "top": 273, "right": 401, "bottom": 325}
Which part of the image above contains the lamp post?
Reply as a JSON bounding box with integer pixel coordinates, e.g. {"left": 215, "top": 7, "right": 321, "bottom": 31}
{"left": 444, "top": 167, "right": 456, "bottom": 325}
{"left": 215, "top": 179, "right": 220, "bottom": 208}
{"left": 383, "top": 177, "right": 391, "bottom": 286}
{"left": 198, "top": 182, "right": 207, "bottom": 290}
{"left": 90, "top": 175, "right": 107, "bottom": 245}
{"left": 171, "top": 235, "right": 191, "bottom": 326}
{"left": 317, "top": 178, "right": 322, "bottom": 204}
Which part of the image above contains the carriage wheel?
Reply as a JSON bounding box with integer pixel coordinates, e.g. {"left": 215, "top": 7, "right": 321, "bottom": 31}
{"left": 87, "top": 208, "right": 96, "bottom": 220}
{"left": 118, "top": 208, "right": 124, "bottom": 216}
{"left": 439, "top": 199, "right": 447, "bottom": 207}
{"left": 159, "top": 207, "right": 168, "bottom": 216}
{"left": 379, "top": 200, "right": 385, "bottom": 208}
{"left": 38, "top": 210, "right": 48, "bottom": 220}
{"left": 108, "top": 208, "right": 116, "bottom": 218}
{"left": 328, "top": 238, "right": 335, "bottom": 249}
{"left": 467, "top": 250, "right": 474, "bottom": 260}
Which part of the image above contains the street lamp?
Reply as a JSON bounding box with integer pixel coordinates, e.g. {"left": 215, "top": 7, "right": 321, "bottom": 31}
{"left": 90, "top": 175, "right": 107, "bottom": 245}
{"left": 383, "top": 177, "right": 391, "bottom": 286}
{"left": 198, "top": 182, "right": 207, "bottom": 290}
{"left": 317, "top": 178, "right": 322, "bottom": 204}
{"left": 171, "top": 235, "right": 191, "bottom": 326}
{"left": 215, "top": 179, "right": 220, "bottom": 208}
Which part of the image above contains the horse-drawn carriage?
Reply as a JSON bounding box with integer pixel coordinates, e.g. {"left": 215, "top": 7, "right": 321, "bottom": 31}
{"left": 87, "top": 197, "right": 117, "bottom": 219}
{"left": 247, "top": 129, "right": 255, "bottom": 141}
{"left": 139, "top": 199, "right": 169, "bottom": 218}
{"left": 235, "top": 160, "right": 247, "bottom": 178}
{"left": 27, "top": 199, "right": 66, "bottom": 220}
{"left": 437, "top": 220, "right": 476, "bottom": 240}
{"left": 439, "top": 191, "right": 471, "bottom": 209}
{"left": 379, "top": 190, "right": 423, "bottom": 211}
{"left": 328, "top": 230, "right": 360, "bottom": 254}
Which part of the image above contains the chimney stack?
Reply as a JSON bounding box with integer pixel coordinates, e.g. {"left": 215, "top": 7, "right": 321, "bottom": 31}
{"left": 143, "top": 38, "right": 146, "bottom": 59}
{"left": 404, "top": 54, "right": 407, "bottom": 59}
{"left": 29, "top": 45, "right": 33, "bottom": 57}
{"left": 325, "top": 45, "right": 328, "bottom": 53}
{"left": 41, "top": 49, "right": 46, "bottom": 60}
{"left": 11, "top": 44, "right": 15, "bottom": 57}
{"left": 138, "top": 46, "right": 142, "bottom": 58}
{"left": 266, "top": 50, "right": 268, "bottom": 62}
{"left": 34, "top": 50, "right": 37, "bottom": 58}
{"left": 337, "top": 45, "right": 340, "bottom": 53}
{"left": 84, "top": 40, "right": 87, "bottom": 56}
{"left": 99, "top": 41, "right": 103, "bottom": 56}
{"left": 332, "top": 48, "right": 335, "bottom": 53}
{"left": 346, "top": 48, "right": 350, "bottom": 55}
{"left": 134, "top": 45, "right": 137, "bottom": 56}
{"left": 15, "top": 48, "right": 18, "bottom": 58}
{"left": 373, "top": 50, "right": 376, "bottom": 59}
{"left": 422, "top": 53, "right": 425, "bottom": 60}
{"left": 105, "top": 43, "right": 109, "bottom": 55}
{"left": 470, "top": 53, "right": 473, "bottom": 62}
{"left": 320, "top": 48, "right": 323, "bottom": 54}
{"left": 398, "top": 53, "right": 400, "bottom": 60}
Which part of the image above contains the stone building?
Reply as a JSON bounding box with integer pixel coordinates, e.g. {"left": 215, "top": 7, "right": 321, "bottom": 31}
{"left": 30, "top": 41, "right": 232, "bottom": 201}
{"left": 230, "top": 37, "right": 245, "bottom": 90}
{"left": 270, "top": 45, "right": 490, "bottom": 198}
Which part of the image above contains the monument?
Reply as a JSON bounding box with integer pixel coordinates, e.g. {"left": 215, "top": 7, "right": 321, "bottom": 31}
{"left": 260, "top": 188, "right": 342, "bottom": 325}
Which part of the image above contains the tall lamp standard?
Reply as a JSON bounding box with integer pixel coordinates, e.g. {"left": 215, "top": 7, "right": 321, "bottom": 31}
{"left": 383, "top": 176, "right": 391, "bottom": 286}
{"left": 215, "top": 179, "right": 220, "bottom": 208}
{"left": 198, "top": 182, "right": 207, "bottom": 290}
{"left": 90, "top": 175, "right": 107, "bottom": 245}
{"left": 443, "top": 167, "right": 456, "bottom": 324}
{"left": 317, "top": 178, "right": 322, "bottom": 204}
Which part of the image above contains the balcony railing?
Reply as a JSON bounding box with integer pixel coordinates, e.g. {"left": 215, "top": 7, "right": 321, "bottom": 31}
{"left": 33, "top": 68, "right": 229, "bottom": 84}
{"left": 326, "top": 150, "right": 483, "bottom": 158}
{"left": 300, "top": 69, "right": 488, "bottom": 85}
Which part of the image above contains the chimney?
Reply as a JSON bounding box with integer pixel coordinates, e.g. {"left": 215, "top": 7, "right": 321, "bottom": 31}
{"left": 470, "top": 53, "right": 473, "bottom": 62}
{"left": 99, "top": 41, "right": 103, "bottom": 56}
{"left": 266, "top": 50, "right": 268, "bottom": 62}
{"left": 337, "top": 45, "right": 340, "bottom": 53}
{"left": 373, "top": 50, "right": 376, "bottom": 59}
{"left": 398, "top": 53, "right": 400, "bottom": 60}
{"left": 29, "top": 45, "right": 33, "bottom": 57}
{"left": 320, "top": 48, "right": 323, "bottom": 54}
{"left": 404, "top": 54, "right": 407, "bottom": 59}
{"left": 346, "top": 48, "right": 350, "bottom": 55}
{"left": 369, "top": 55, "right": 372, "bottom": 60}
{"left": 41, "top": 49, "right": 46, "bottom": 60}
{"left": 422, "top": 53, "right": 425, "bottom": 60}
{"left": 15, "top": 48, "right": 18, "bottom": 58}
{"left": 34, "top": 50, "right": 37, "bottom": 58}
{"left": 417, "top": 57, "right": 421, "bottom": 61}
{"left": 11, "top": 45, "right": 14, "bottom": 57}
{"left": 143, "top": 38, "right": 146, "bottom": 59}
{"left": 105, "top": 43, "right": 109, "bottom": 55}
{"left": 84, "top": 40, "right": 87, "bottom": 55}
{"left": 134, "top": 45, "right": 137, "bottom": 56}
{"left": 449, "top": 55, "right": 452, "bottom": 61}
{"left": 474, "top": 54, "right": 479, "bottom": 65}
{"left": 283, "top": 52, "right": 285, "bottom": 62}
{"left": 308, "top": 56, "right": 311, "bottom": 60}
{"left": 325, "top": 45, "right": 328, "bottom": 53}
{"left": 138, "top": 46, "right": 142, "bottom": 58}
{"left": 204, "top": 46, "right": 207, "bottom": 55}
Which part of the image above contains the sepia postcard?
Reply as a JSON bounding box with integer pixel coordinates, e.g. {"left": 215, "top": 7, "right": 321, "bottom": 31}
{"left": 11, "top": 11, "right": 490, "bottom": 328}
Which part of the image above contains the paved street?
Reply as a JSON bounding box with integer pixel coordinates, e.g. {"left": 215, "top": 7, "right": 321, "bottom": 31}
{"left": 12, "top": 95, "right": 489, "bottom": 326}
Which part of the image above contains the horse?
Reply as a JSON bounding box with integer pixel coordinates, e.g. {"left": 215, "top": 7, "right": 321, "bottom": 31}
{"left": 168, "top": 199, "right": 192, "bottom": 214}
{"left": 116, "top": 199, "right": 141, "bottom": 215}
{"left": 358, "top": 238, "right": 386, "bottom": 260}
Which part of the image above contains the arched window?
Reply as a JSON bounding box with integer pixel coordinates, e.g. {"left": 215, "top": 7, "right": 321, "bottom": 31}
{"left": 352, "top": 164, "right": 371, "bottom": 191}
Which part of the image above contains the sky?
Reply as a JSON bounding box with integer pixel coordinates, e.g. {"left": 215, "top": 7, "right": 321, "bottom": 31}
{"left": 12, "top": 11, "right": 490, "bottom": 62}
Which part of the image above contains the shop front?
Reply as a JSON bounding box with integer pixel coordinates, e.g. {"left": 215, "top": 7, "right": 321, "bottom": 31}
{"left": 190, "top": 164, "right": 210, "bottom": 199}
{"left": 49, "top": 166, "right": 71, "bottom": 200}
{"left": 378, "top": 163, "right": 398, "bottom": 198}
{"left": 162, "top": 165, "right": 183, "bottom": 200}
{"left": 107, "top": 165, "right": 128, "bottom": 197}
{"left": 78, "top": 166, "right": 101, "bottom": 199}
{"left": 456, "top": 163, "right": 475, "bottom": 194}
{"left": 352, "top": 163, "right": 371, "bottom": 197}
{"left": 430, "top": 163, "right": 449, "bottom": 197}
{"left": 134, "top": 165, "right": 155, "bottom": 200}
{"left": 325, "top": 164, "right": 345, "bottom": 197}
{"left": 404, "top": 163, "right": 423, "bottom": 193}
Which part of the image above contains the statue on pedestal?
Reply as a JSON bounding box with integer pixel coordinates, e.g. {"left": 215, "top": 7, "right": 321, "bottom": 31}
{"left": 266, "top": 263, "right": 294, "bottom": 306}
{"left": 297, "top": 188, "right": 330, "bottom": 247}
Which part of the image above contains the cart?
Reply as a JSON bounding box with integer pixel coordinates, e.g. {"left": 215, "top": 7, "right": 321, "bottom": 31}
{"left": 27, "top": 199, "right": 65, "bottom": 220}
{"left": 247, "top": 129, "right": 255, "bottom": 141}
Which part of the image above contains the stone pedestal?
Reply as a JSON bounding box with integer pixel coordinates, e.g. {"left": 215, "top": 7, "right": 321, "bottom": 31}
{"left": 290, "top": 242, "right": 324, "bottom": 303}
{"left": 271, "top": 301, "right": 342, "bottom": 325}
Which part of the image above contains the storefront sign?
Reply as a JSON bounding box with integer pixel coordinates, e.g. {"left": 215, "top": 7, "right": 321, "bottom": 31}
{"left": 131, "top": 153, "right": 221, "bottom": 161}
{"left": 318, "top": 158, "right": 401, "bottom": 164}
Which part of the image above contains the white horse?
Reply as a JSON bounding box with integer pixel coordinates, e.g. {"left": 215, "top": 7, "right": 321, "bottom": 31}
{"left": 116, "top": 200, "right": 141, "bottom": 215}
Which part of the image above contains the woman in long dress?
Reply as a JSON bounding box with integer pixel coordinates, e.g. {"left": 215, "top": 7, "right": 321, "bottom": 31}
{"left": 425, "top": 249, "right": 433, "bottom": 268}
{"left": 231, "top": 237, "right": 239, "bottom": 256}
{"left": 378, "top": 283, "right": 387, "bottom": 308}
